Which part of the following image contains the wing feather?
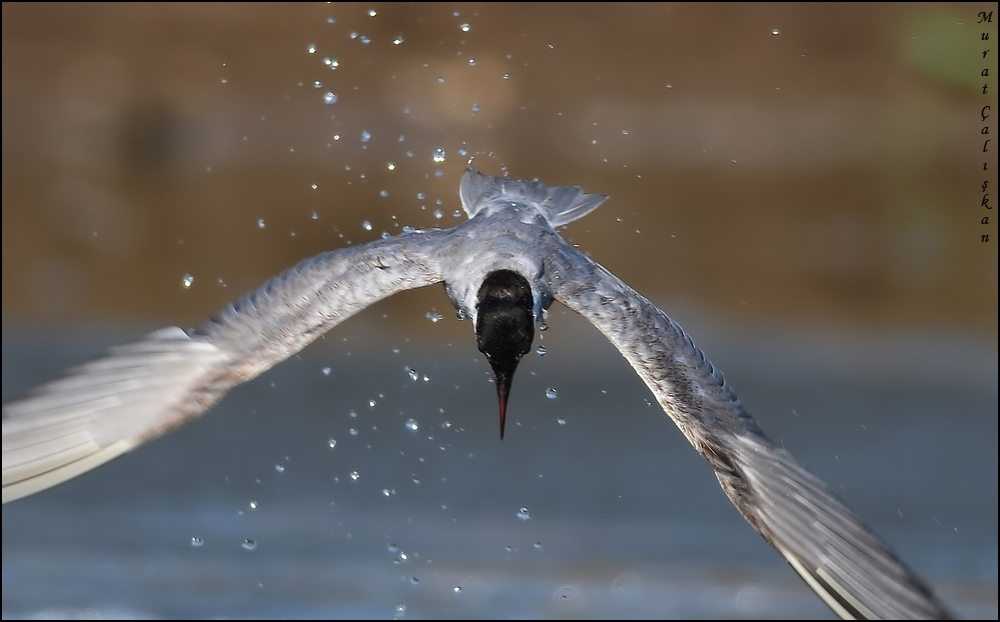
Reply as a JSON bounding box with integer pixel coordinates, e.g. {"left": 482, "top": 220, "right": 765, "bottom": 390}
{"left": 3, "top": 328, "right": 228, "bottom": 503}
{"left": 3, "top": 231, "right": 448, "bottom": 503}
{"left": 549, "top": 244, "right": 950, "bottom": 620}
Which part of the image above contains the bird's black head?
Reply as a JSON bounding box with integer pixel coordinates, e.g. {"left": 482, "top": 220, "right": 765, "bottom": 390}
{"left": 475, "top": 269, "right": 534, "bottom": 440}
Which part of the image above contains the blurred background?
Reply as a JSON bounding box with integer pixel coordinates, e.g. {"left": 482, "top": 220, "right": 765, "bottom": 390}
{"left": 2, "top": 3, "right": 996, "bottom": 619}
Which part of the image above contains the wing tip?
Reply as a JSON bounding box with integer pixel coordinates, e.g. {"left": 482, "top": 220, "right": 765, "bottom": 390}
{"left": 2, "top": 438, "right": 137, "bottom": 504}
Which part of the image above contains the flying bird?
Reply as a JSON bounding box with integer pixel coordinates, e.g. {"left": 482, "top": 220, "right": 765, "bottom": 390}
{"left": 2, "top": 169, "right": 951, "bottom": 619}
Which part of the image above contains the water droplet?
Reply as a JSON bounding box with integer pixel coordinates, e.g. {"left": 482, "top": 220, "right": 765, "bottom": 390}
{"left": 368, "top": 399, "right": 377, "bottom": 408}
{"left": 432, "top": 209, "right": 443, "bottom": 219}
{"left": 533, "top": 541, "right": 543, "bottom": 550}
{"left": 393, "top": 35, "right": 404, "bottom": 45}
{"left": 181, "top": 274, "right": 194, "bottom": 289}
{"left": 349, "top": 428, "right": 359, "bottom": 436}
{"left": 350, "top": 470, "right": 360, "bottom": 481}
{"left": 545, "top": 388, "right": 558, "bottom": 400}
{"left": 274, "top": 463, "right": 285, "bottom": 473}
{"left": 394, "top": 603, "right": 405, "bottom": 617}
{"left": 190, "top": 536, "right": 205, "bottom": 548}
{"left": 437, "top": 76, "right": 445, "bottom": 84}
{"left": 621, "top": 129, "right": 629, "bottom": 135}
{"left": 409, "top": 576, "right": 419, "bottom": 585}
{"left": 453, "top": 586, "right": 463, "bottom": 594}
{"left": 326, "top": 17, "right": 335, "bottom": 24}
{"left": 432, "top": 148, "right": 446, "bottom": 163}
{"left": 517, "top": 507, "right": 531, "bottom": 521}
{"left": 307, "top": 44, "right": 317, "bottom": 54}
{"left": 322, "top": 367, "right": 332, "bottom": 376}
{"left": 349, "top": 410, "right": 358, "bottom": 418}
{"left": 407, "top": 368, "right": 419, "bottom": 381}
{"left": 405, "top": 418, "right": 419, "bottom": 432}
{"left": 362, "top": 221, "right": 373, "bottom": 231}
{"left": 386, "top": 162, "right": 396, "bottom": 171}
{"left": 536, "top": 345, "right": 547, "bottom": 356}
{"left": 368, "top": 8, "right": 377, "bottom": 17}
{"left": 552, "top": 586, "right": 579, "bottom": 606}
{"left": 503, "top": 72, "right": 510, "bottom": 80}
{"left": 384, "top": 488, "right": 393, "bottom": 497}
{"left": 539, "top": 321, "right": 548, "bottom": 332}
{"left": 557, "top": 418, "right": 567, "bottom": 426}
{"left": 328, "top": 438, "right": 337, "bottom": 449}
{"left": 471, "top": 103, "right": 480, "bottom": 114}
{"left": 468, "top": 58, "right": 476, "bottom": 66}
{"left": 361, "top": 130, "right": 371, "bottom": 143}
{"left": 771, "top": 28, "right": 780, "bottom": 35}
{"left": 242, "top": 539, "right": 257, "bottom": 551}
{"left": 323, "top": 57, "right": 340, "bottom": 69}
{"left": 249, "top": 500, "right": 258, "bottom": 510}
{"left": 323, "top": 92, "right": 338, "bottom": 105}
{"left": 313, "top": 80, "right": 323, "bottom": 89}
{"left": 360, "top": 35, "right": 371, "bottom": 45}
{"left": 460, "top": 23, "right": 470, "bottom": 32}
{"left": 311, "top": 211, "right": 319, "bottom": 220}
{"left": 387, "top": 543, "right": 399, "bottom": 553}
{"left": 425, "top": 311, "right": 444, "bottom": 323}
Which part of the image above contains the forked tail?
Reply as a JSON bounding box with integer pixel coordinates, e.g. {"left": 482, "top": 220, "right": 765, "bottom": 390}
{"left": 459, "top": 169, "right": 609, "bottom": 228}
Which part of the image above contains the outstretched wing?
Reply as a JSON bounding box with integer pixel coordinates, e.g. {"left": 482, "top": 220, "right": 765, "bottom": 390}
{"left": 547, "top": 244, "right": 951, "bottom": 620}
{"left": 2, "top": 229, "right": 449, "bottom": 504}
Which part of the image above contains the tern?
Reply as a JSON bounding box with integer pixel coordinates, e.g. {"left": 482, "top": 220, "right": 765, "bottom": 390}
{"left": 2, "top": 169, "right": 951, "bottom": 619}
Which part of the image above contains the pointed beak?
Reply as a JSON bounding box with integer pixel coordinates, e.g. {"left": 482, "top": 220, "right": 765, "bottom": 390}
{"left": 474, "top": 269, "right": 535, "bottom": 441}
{"left": 494, "top": 372, "right": 511, "bottom": 440}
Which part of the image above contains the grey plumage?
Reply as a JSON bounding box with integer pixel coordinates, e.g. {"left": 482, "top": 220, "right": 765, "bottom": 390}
{"left": 2, "top": 169, "right": 950, "bottom": 619}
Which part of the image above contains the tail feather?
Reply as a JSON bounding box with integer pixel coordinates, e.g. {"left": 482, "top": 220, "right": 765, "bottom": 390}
{"left": 459, "top": 169, "right": 608, "bottom": 227}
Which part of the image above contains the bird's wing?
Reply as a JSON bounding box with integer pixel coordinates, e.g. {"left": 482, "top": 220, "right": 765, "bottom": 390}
{"left": 548, "top": 244, "right": 950, "bottom": 620}
{"left": 2, "top": 230, "right": 449, "bottom": 504}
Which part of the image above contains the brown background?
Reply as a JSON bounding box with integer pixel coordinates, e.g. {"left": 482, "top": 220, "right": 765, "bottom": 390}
{"left": 2, "top": 3, "right": 996, "bottom": 338}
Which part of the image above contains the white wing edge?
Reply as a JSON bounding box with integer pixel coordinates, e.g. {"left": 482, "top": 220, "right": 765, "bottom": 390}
{"left": 2, "top": 439, "right": 137, "bottom": 504}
